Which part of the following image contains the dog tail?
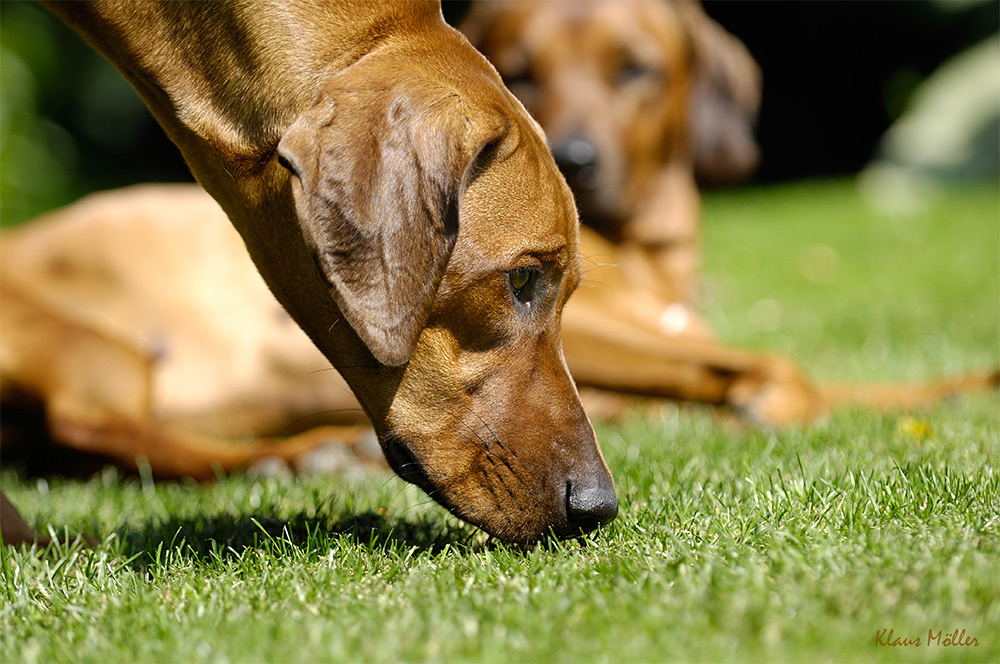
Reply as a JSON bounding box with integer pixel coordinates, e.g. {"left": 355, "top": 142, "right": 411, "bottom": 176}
{"left": 818, "top": 368, "right": 999, "bottom": 412}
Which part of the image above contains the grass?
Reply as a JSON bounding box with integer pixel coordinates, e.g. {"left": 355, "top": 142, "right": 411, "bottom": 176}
{"left": 700, "top": 178, "right": 999, "bottom": 381}
{"left": 2, "top": 178, "right": 998, "bottom": 663}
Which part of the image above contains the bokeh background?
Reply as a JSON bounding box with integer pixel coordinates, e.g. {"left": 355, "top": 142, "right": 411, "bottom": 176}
{"left": 1, "top": 0, "right": 997, "bottom": 226}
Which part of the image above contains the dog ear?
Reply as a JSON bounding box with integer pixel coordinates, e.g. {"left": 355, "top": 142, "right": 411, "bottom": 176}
{"left": 277, "top": 83, "right": 501, "bottom": 366}
{"left": 680, "top": 4, "right": 762, "bottom": 185}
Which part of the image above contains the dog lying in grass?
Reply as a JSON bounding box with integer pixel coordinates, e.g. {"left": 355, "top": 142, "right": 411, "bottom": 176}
{"left": 3, "top": 181, "right": 996, "bottom": 547}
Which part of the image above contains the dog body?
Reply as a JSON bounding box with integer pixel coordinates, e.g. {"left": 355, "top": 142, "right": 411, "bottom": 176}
{"left": 4, "top": 0, "right": 617, "bottom": 545}
{"left": 5, "top": 182, "right": 992, "bottom": 483}
{"left": 0, "top": 183, "right": 819, "bottom": 488}
{"left": 1, "top": 185, "right": 352, "bottom": 441}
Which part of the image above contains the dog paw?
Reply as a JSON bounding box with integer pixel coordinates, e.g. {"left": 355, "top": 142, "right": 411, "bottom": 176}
{"left": 726, "top": 358, "right": 823, "bottom": 427}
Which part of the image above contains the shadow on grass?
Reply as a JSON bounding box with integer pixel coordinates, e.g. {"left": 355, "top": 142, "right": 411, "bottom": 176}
{"left": 116, "top": 509, "right": 477, "bottom": 571}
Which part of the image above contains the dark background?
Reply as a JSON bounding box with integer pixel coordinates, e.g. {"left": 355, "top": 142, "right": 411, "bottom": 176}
{"left": 700, "top": 0, "right": 997, "bottom": 182}
{"left": 1, "top": 1, "right": 996, "bottom": 225}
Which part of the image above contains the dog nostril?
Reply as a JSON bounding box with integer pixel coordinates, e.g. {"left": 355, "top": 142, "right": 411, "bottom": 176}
{"left": 566, "top": 481, "right": 619, "bottom": 534}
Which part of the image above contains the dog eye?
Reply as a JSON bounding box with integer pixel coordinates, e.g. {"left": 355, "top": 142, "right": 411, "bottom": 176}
{"left": 507, "top": 267, "right": 541, "bottom": 307}
{"left": 618, "top": 61, "right": 660, "bottom": 86}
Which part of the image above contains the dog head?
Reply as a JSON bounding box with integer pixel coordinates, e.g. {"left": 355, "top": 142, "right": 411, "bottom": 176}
{"left": 272, "top": 31, "right": 616, "bottom": 543}
{"left": 461, "top": 0, "right": 760, "bottom": 237}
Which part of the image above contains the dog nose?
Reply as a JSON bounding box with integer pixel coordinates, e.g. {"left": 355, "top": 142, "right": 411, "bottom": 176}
{"left": 566, "top": 478, "right": 618, "bottom": 534}
{"left": 551, "top": 136, "right": 600, "bottom": 190}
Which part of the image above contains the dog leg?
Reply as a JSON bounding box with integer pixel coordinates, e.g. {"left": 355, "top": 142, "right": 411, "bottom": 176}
{"left": 1, "top": 490, "right": 51, "bottom": 547}
{"left": 818, "top": 371, "right": 1000, "bottom": 412}
{"left": 562, "top": 297, "right": 823, "bottom": 426}
{"left": 564, "top": 288, "right": 998, "bottom": 426}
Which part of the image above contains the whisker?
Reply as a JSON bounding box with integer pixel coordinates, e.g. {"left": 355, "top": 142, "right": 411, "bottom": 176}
{"left": 334, "top": 367, "right": 384, "bottom": 379}
{"left": 444, "top": 409, "right": 499, "bottom": 459}
{"left": 464, "top": 407, "right": 505, "bottom": 452}
{"left": 301, "top": 366, "right": 341, "bottom": 376}
{"left": 576, "top": 277, "right": 617, "bottom": 296}
{"left": 579, "top": 252, "right": 620, "bottom": 270}
{"left": 449, "top": 407, "right": 526, "bottom": 491}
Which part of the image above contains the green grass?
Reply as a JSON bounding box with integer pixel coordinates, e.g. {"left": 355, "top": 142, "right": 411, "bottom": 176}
{"left": 2, "top": 178, "right": 998, "bottom": 663}
{"left": 700, "top": 178, "right": 999, "bottom": 382}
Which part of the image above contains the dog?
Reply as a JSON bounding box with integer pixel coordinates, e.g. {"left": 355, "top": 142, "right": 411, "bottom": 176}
{"left": 456, "top": 1, "right": 816, "bottom": 417}
{"left": 458, "top": 2, "right": 996, "bottom": 422}
{"left": 5, "top": 1, "right": 994, "bottom": 546}
{"left": 0, "top": 183, "right": 812, "bottom": 487}
{"left": 3, "top": 0, "right": 618, "bottom": 546}
{"left": 4, "top": 182, "right": 995, "bottom": 549}
{"left": 460, "top": 0, "right": 762, "bottom": 322}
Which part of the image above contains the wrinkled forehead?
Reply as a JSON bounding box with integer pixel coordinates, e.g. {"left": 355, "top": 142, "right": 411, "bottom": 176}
{"left": 455, "top": 117, "right": 579, "bottom": 270}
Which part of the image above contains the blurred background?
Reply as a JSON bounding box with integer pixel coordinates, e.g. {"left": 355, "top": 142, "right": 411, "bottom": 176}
{"left": 1, "top": 0, "right": 997, "bottom": 226}
{"left": 703, "top": 0, "right": 997, "bottom": 183}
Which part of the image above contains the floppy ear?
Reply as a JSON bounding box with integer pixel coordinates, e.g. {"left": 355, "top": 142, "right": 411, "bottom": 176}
{"left": 681, "top": 5, "right": 762, "bottom": 185}
{"left": 277, "top": 81, "right": 502, "bottom": 366}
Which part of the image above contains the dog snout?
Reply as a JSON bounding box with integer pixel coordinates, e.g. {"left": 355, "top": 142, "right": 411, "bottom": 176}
{"left": 566, "top": 475, "right": 619, "bottom": 535}
{"left": 550, "top": 135, "right": 600, "bottom": 191}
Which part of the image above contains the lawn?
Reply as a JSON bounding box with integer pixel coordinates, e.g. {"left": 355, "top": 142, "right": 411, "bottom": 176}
{"left": 2, "top": 178, "right": 998, "bottom": 663}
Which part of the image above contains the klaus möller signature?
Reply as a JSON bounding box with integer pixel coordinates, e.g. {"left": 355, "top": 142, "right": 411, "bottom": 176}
{"left": 875, "top": 628, "right": 979, "bottom": 648}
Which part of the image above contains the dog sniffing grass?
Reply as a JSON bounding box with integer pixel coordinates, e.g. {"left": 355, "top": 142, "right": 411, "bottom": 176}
{"left": 3, "top": 179, "right": 997, "bottom": 663}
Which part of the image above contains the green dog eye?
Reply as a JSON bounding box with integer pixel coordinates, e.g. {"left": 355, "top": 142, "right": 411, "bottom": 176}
{"left": 507, "top": 267, "right": 540, "bottom": 306}
{"left": 509, "top": 268, "right": 532, "bottom": 292}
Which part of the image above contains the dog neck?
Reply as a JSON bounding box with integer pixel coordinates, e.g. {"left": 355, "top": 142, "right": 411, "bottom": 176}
{"left": 40, "top": 1, "right": 453, "bottom": 419}
{"left": 41, "top": 0, "right": 445, "bottom": 176}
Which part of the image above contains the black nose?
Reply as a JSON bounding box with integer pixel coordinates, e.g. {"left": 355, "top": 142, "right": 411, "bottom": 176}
{"left": 566, "top": 479, "right": 618, "bottom": 535}
{"left": 550, "top": 136, "right": 600, "bottom": 190}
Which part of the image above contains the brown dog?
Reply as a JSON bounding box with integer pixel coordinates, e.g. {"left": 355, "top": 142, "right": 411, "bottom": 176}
{"left": 4, "top": 2, "right": 994, "bottom": 546}
{"left": 457, "top": 1, "right": 802, "bottom": 415}
{"left": 4, "top": 184, "right": 994, "bottom": 521}
{"left": 461, "top": 0, "right": 761, "bottom": 320}
{"left": 459, "top": 1, "right": 997, "bottom": 420}
{"left": 4, "top": 0, "right": 617, "bottom": 545}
